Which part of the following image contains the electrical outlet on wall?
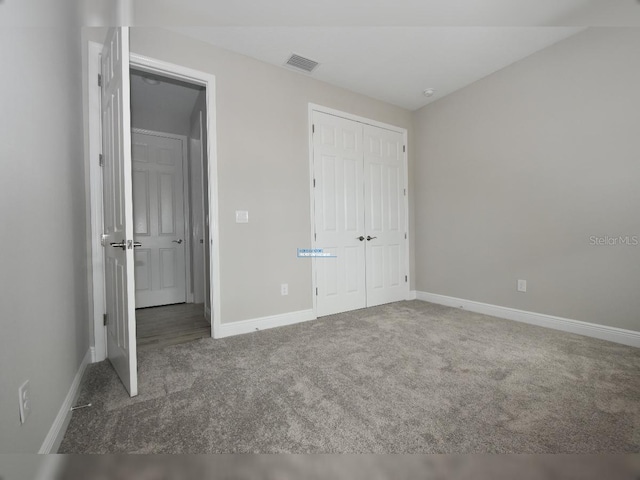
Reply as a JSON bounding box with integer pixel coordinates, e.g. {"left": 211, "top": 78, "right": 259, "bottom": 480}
{"left": 517, "top": 279, "right": 527, "bottom": 292}
{"left": 18, "top": 380, "right": 31, "bottom": 424}
{"left": 281, "top": 283, "right": 288, "bottom": 296}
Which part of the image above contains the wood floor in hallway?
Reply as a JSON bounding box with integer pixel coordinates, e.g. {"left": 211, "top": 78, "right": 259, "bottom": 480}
{"left": 136, "top": 303, "right": 210, "bottom": 350}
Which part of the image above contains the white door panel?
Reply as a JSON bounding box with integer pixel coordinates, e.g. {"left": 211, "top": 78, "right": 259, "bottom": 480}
{"left": 313, "top": 112, "right": 366, "bottom": 316}
{"left": 102, "top": 27, "right": 137, "bottom": 397}
{"left": 364, "top": 124, "right": 407, "bottom": 306}
{"left": 132, "top": 131, "right": 187, "bottom": 308}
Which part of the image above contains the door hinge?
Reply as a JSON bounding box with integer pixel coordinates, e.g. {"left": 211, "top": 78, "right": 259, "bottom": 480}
{"left": 99, "top": 153, "right": 104, "bottom": 167}
{"left": 103, "top": 313, "right": 108, "bottom": 326}
{"left": 405, "top": 275, "right": 408, "bottom": 283}
{"left": 313, "top": 178, "right": 316, "bottom": 187}
{"left": 403, "top": 145, "right": 406, "bottom": 153}
{"left": 314, "top": 232, "right": 316, "bottom": 241}
{"left": 316, "top": 287, "right": 318, "bottom": 296}
{"left": 98, "top": 73, "right": 102, "bottom": 87}
{"left": 312, "top": 124, "right": 315, "bottom": 134}
{"left": 405, "top": 232, "right": 407, "bottom": 239}
{"left": 404, "top": 188, "right": 407, "bottom": 196}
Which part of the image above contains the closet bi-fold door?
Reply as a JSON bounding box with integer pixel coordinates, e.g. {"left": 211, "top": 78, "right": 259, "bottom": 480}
{"left": 313, "top": 111, "right": 367, "bottom": 317}
{"left": 313, "top": 111, "right": 407, "bottom": 317}
{"left": 363, "top": 124, "right": 407, "bottom": 307}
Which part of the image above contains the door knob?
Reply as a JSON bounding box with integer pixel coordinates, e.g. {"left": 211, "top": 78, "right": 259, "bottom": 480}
{"left": 110, "top": 241, "right": 126, "bottom": 250}
{"left": 366, "top": 236, "right": 377, "bottom": 241}
{"left": 356, "top": 236, "right": 365, "bottom": 241}
{"left": 172, "top": 239, "right": 183, "bottom": 244}
{"left": 133, "top": 242, "right": 142, "bottom": 247}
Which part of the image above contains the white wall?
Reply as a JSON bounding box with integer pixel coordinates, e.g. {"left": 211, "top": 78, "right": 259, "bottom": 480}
{"left": 118, "top": 27, "right": 415, "bottom": 324}
{"left": 0, "top": 2, "right": 91, "bottom": 452}
{"left": 131, "top": 105, "right": 191, "bottom": 137}
{"left": 130, "top": 73, "right": 202, "bottom": 136}
{"left": 413, "top": 27, "right": 640, "bottom": 332}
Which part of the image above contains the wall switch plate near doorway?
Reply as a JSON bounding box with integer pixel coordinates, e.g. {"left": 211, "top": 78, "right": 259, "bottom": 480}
{"left": 517, "top": 279, "right": 527, "bottom": 292}
{"left": 18, "top": 380, "right": 31, "bottom": 424}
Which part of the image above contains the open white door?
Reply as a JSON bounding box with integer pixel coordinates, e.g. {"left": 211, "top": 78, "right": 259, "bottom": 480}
{"left": 101, "top": 27, "right": 137, "bottom": 397}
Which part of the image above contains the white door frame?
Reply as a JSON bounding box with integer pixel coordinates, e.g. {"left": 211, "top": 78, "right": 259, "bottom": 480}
{"left": 307, "top": 103, "right": 411, "bottom": 317}
{"left": 131, "top": 128, "right": 192, "bottom": 305}
{"left": 87, "top": 42, "right": 222, "bottom": 362}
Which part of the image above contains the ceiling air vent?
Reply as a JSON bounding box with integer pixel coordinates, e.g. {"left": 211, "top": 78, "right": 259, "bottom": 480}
{"left": 285, "top": 53, "right": 319, "bottom": 74}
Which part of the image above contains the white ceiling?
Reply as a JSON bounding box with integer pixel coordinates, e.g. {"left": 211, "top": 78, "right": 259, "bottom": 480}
{"left": 126, "top": 0, "right": 626, "bottom": 111}
{"left": 134, "top": 0, "right": 603, "bottom": 27}
{"left": 130, "top": 71, "right": 203, "bottom": 124}
{"left": 169, "top": 26, "right": 584, "bottom": 110}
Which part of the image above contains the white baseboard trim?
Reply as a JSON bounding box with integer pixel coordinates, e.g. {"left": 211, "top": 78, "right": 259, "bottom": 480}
{"left": 416, "top": 291, "right": 640, "bottom": 348}
{"left": 39, "top": 348, "right": 92, "bottom": 454}
{"left": 218, "top": 309, "right": 316, "bottom": 338}
{"left": 406, "top": 290, "right": 417, "bottom": 300}
{"left": 90, "top": 346, "right": 96, "bottom": 363}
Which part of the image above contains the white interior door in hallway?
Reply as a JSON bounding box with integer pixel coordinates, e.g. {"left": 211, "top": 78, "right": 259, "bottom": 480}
{"left": 132, "top": 130, "right": 188, "bottom": 308}
{"left": 312, "top": 110, "right": 408, "bottom": 317}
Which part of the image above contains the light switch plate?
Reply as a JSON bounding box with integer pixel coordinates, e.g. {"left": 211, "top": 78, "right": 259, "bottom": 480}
{"left": 517, "top": 279, "right": 527, "bottom": 292}
{"left": 235, "top": 210, "right": 249, "bottom": 223}
{"left": 18, "top": 380, "right": 31, "bottom": 424}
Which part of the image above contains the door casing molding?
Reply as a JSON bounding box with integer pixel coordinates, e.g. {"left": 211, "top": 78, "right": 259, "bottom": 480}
{"left": 87, "top": 42, "right": 222, "bottom": 362}
{"left": 307, "top": 103, "right": 411, "bottom": 318}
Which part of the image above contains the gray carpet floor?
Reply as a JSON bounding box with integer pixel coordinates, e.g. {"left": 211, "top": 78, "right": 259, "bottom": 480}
{"left": 59, "top": 300, "right": 640, "bottom": 453}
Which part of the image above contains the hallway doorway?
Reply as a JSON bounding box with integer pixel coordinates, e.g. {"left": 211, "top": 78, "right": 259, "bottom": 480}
{"left": 87, "top": 33, "right": 222, "bottom": 395}
{"left": 130, "top": 68, "right": 211, "bottom": 343}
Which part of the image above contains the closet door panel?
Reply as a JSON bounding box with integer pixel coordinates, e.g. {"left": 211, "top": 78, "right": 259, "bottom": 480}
{"left": 313, "top": 111, "right": 367, "bottom": 316}
{"left": 363, "top": 125, "right": 407, "bottom": 306}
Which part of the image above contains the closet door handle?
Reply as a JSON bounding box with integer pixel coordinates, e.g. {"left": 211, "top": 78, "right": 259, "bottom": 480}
{"left": 172, "top": 239, "right": 183, "bottom": 244}
{"left": 366, "top": 236, "right": 377, "bottom": 241}
{"left": 356, "top": 236, "right": 365, "bottom": 241}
